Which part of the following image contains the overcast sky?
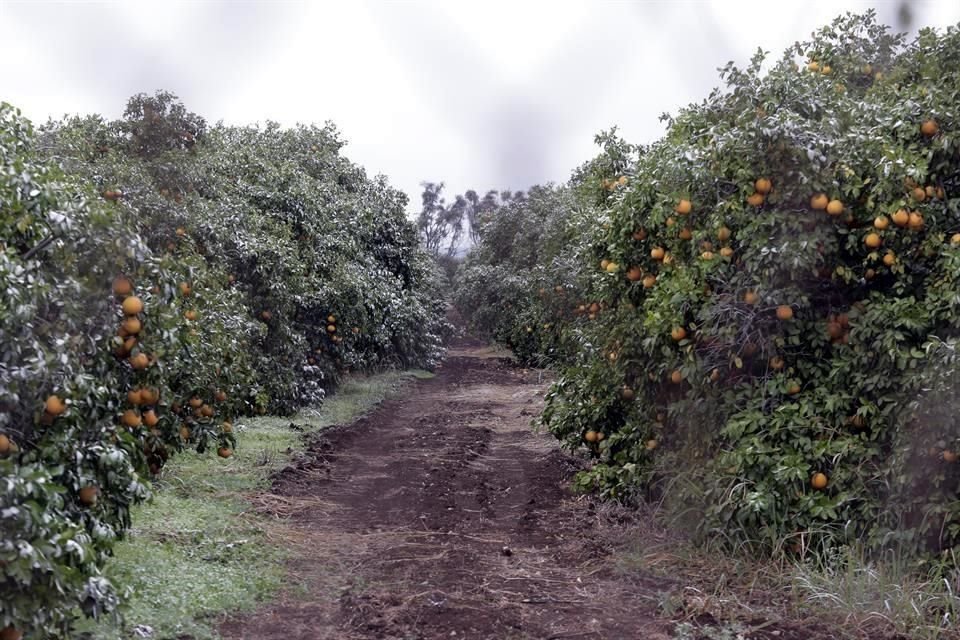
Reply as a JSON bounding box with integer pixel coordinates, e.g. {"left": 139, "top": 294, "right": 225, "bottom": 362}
{"left": 1, "top": 1, "right": 958, "bottom": 212}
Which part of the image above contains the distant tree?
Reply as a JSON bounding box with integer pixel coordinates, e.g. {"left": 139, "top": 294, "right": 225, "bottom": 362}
{"left": 417, "top": 182, "right": 463, "bottom": 258}
{"left": 418, "top": 183, "right": 527, "bottom": 252}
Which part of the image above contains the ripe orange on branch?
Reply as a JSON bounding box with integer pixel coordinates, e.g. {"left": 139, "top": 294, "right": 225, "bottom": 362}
{"left": 921, "top": 119, "right": 939, "bottom": 137}
{"left": 122, "top": 296, "right": 144, "bottom": 316}
{"left": 45, "top": 395, "right": 67, "bottom": 416}
{"left": 112, "top": 277, "right": 133, "bottom": 296}
{"left": 811, "top": 472, "right": 829, "bottom": 490}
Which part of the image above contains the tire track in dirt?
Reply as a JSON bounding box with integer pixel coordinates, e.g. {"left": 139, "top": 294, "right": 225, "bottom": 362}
{"left": 220, "top": 342, "right": 673, "bottom": 639}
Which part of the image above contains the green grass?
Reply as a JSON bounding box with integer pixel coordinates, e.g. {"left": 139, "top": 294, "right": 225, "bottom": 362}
{"left": 77, "top": 369, "right": 431, "bottom": 640}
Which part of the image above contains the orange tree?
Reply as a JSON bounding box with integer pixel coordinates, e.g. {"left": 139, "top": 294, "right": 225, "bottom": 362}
{"left": 455, "top": 184, "right": 596, "bottom": 365}
{"left": 2, "top": 93, "right": 448, "bottom": 637}
{"left": 467, "top": 13, "right": 960, "bottom": 564}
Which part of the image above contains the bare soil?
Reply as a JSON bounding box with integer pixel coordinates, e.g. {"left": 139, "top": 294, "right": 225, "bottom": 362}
{"left": 219, "top": 341, "right": 859, "bottom": 640}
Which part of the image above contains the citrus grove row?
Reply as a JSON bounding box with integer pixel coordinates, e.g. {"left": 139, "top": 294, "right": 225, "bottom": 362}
{"left": 457, "top": 13, "right": 960, "bottom": 565}
{"left": 0, "top": 92, "right": 449, "bottom": 638}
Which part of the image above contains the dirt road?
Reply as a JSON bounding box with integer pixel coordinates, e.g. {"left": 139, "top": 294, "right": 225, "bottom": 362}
{"left": 219, "top": 341, "right": 675, "bottom": 639}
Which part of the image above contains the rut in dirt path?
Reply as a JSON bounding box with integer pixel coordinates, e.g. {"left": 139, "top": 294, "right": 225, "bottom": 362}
{"left": 220, "top": 342, "right": 673, "bottom": 640}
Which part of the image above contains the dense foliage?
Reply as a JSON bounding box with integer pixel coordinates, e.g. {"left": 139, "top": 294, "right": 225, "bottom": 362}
{"left": 458, "top": 13, "right": 960, "bottom": 565}
{"left": 0, "top": 93, "right": 447, "bottom": 638}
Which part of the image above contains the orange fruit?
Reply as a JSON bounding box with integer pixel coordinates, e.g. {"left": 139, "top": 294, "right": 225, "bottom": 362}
{"left": 45, "top": 394, "right": 67, "bottom": 416}
{"left": 112, "top": 277, "right": 133, "bottom": 296}
{"left": 865, "top": 268, "right": 876, "bottom": 280}
{"left": 873, "top": 216, "right": 889, "bottom": 230}
{"left": 665, "top": 217, "right": 676, "bottom": 227}
{"left": 122, "top": 317, "right": 142, "bottom": 335}
{"left": 600, "top": 259, "right": 610, "bottom": 270}
{"left": 717, "top": 227, "right": 731, "bottom": 241}
{"left": 184, "top": 310, "right": 198, "bottom": 321}
{"left": 743, "top": 290, "right": 759, "bottom": 305}
{"left": 632, "top": 229, "right": 647, "bottom": 241}
{"left": 121, "top": 410, "right": 141, "bottom": 428}
{"left": 944, "top": 450, "right": 958, "bottom": 463}
{"left": 675, "top": 199, "right": 692, "bottom": 215}
{"left": 327, "top": 314, "right": 336, "bottom": 323}
{"left": 720, "top": 247, "right": 734, "bottom": 258}
{"left": 826, "top": 199, "right": 844, "bottom": 216}
{"left": 222, "top": 421, "right": 233, "bottom": 433}
{"left": 261, "top": 310, "right": 272, "bottom": 321}
{"left": 710, "top": 368, "right": 721, "bottom": 382}
{"left": 179, "top": 282, "right": 192, "bottom": 296}
{"left": 0, "top": 626, "right": 23, "bottom": 640}
{"left": 215, "top": 390, "right": 227, "bottom": 402}
{"left": 661, "top": 253, "right": 674, "bottom": 266}
{"left": 128, "top": 389, "right": 144, "bottom": 405}
{"left": 755, "top": 178, "right": 772, "bottom": 194}
{"left": 78, "top": 485, "right": 98, "bottom": 506}
{"left": 701, "top": 251, "right": 715, "bottom": 260}
{"left": 143, "top": 410, "right": 159, "bottom": 427}
{"left": 892, "top": 209, "right": 909, "bottom": 227}
{"left": 864, "top": 233, "right": 882, "bottom": 249}
{"left": 678, "top": 227, "right": 692, "bottom": 241}
{"left": 671, "top": 327, "right": 687, "bottom": 341}
{"left": 650, "top": 247, "right": 665, "bottom": 261}
{"left": 584, "top": 430, "right": 598, "bottom": 443}
{"left": 787, "top": 383, "right": 801, "bottom": 395}
{"left": 179, "top": 425, "right": 191, "bottom": 440}
{"left": 626, "top": 266, "right": 643, "bottom": 282}
{"left": 645, "top": 439, "right": 658, "bottom": 451}
{"left": 621, "top": 387, "right": 635, "bottom": 401}
{"left": 776, "top": 305, "right": 794, "bottom": 321}
{"left": 826, "top": 322, "right": 843, "bottom": 339}
{"left": 670, "top": 370, "right": 684, "bottom": 384}
{"left": 811, "top": 472, "right": 828, "bottom": 490}
{"left": 921, "top": 119, "right": 939, "bottom": 137}
{"left": 769, "top": 356, "right": 785, "bottom": 370}
{"left": 951, "top": 233, "right": 960, "bottom": 245}
{"left": 912, "top": 187, "right": 926, "bottom": 202}
{"left": 642, "top": 275, "right": 657, "bottom": 288}
{"left": 746, "top": 192, "right": 765, "bottom": 207}
{"left": 327, "top": 324, "right": 337, "bottom": 333}
{"left": 810, "top": 193, "right": 829, "bottom": 210}
{"left": 882, "top": 251, "right": 896, "bottom": 267}
{"left": 0, "top": 434, "right": 11, "bottom": 455}
{"left": 121, "top": 296, "right": 144, "bottom": 316}
{"left": 200, "top": 404, "right": 214, "bottom": 417}
{"left": 605, "top": 261, "right": 620, "bottom": 273}
{"left": 908, "top": 212, "right": 924, "bottom": 230}
{"left": 189, "top": 396, "right": 203, "bottom": 409}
